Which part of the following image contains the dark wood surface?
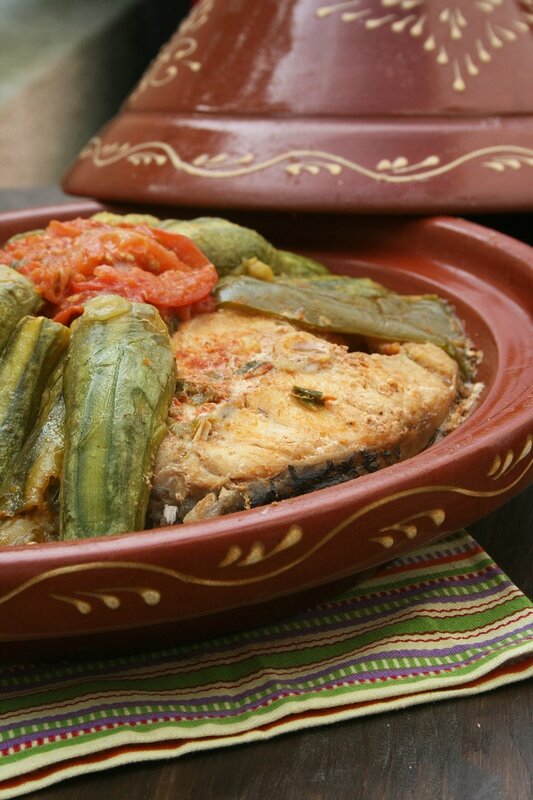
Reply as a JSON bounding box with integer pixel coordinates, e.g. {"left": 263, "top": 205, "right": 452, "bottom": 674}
{"left": 1, "top": 189, "right": 531, "bottom": 800}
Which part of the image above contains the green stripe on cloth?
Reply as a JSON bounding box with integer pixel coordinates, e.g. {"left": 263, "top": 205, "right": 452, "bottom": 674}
{"left": 0, "top": 529, "right": 532, "bottom": 798}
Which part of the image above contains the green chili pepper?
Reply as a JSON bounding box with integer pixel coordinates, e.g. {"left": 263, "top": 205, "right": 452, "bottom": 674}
{"left": 215, "top": 276, "right": 471, "bottom": 375}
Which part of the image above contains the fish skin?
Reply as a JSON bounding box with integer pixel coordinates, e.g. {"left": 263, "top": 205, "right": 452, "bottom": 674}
{"left": 150, "top": 309, "right": 460, "bottom": 526}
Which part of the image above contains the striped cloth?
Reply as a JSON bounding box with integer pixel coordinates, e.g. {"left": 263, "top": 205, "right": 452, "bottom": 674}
{"left": 1, "top": 529, "right": 532, "bottom": 798}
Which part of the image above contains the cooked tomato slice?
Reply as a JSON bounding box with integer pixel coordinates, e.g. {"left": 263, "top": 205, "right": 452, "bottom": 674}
{"left": 0, "top": 217, "right": 218, "bottom": 321}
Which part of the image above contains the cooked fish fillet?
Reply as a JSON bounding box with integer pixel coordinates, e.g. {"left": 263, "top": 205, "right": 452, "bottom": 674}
{"left": 150, "top": 309, "right": 460, "bottom": 525}
{"left": 0, "top": 509, "right": 56, "bottom": 546}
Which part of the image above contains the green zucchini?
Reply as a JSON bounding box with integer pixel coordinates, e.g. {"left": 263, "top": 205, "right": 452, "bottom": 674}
{"left": 159, "top": 217, "right": 330, "bottom": 277}
{"left": 92, "top": 212, "right": 329, "bottom": 278}
{"left": 0, "top": 264, "right": 42, "bottom": 354}
{"left": 273, "top": 249, "right": 331, "bottom": 278}
{"left": 0, "top": 359, "right": 65, "bottom": 520}
{"left": 60, "top": 294, "right": 176, "bottom": 540}
{"left": 0, "top": 316, "right": 69, "bottom": 490}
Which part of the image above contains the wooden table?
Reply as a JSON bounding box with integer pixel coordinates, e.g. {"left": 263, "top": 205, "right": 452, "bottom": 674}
{"left": 1, "top": 189, "right": 531, "bottom": 800}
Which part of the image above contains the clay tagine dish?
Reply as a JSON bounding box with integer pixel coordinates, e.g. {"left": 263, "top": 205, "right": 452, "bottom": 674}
{"left": 0, "top": 204, "right": 532, "bottom": 661}
{"left": 63, "top": 0, "right": 533, "bottom": 213}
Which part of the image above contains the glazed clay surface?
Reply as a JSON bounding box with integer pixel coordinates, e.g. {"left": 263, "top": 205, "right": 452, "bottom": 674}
{"left": 63, "top": 0, "right": 533, "bottom": 211}
{"left": 0, "top": 204, "right": 532, "bottom": 660}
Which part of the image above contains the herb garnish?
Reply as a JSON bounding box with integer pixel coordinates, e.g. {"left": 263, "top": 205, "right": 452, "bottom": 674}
{"left": 292, "top": 386, "right": 326, "bottom": 406}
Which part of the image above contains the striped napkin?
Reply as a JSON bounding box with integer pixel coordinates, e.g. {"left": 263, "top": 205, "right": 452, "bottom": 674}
{"left": 1, "top": 529, "right": 532, "bottom": 799}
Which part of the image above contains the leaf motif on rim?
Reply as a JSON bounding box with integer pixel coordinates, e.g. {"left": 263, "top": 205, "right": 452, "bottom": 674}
{"left": 370, "top": 508, "right": 446, "bottom": 548}
{"left": 487, "top": 434, "right": 533, "bottom": 479}
{"left": 50, "top": 587, "right": 162, "bottom": 615}
{"left": 218, "top": 525, "right": 304, "bottom": 568}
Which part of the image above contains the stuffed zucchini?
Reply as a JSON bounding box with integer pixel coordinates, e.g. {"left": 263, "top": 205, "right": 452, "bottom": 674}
{"left": 0, "top": 360, "right": 65, "bottom": 518}
{"left": 0, "top": 316, "right": 69, "bottom": 491}
{"left": 0, "top": 264, "right": 42, "bottom": 354}
{"left": 60, "top": 294, "right": 176, "bottom": 540}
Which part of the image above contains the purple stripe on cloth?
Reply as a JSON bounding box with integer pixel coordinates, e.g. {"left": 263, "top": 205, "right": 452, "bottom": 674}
{"left": 5, "top": 639, "right": 533, "bottom": 750}
{"left": 3, "top": 624, "right": 532, "bottom": 747}
{"left": 312, "top": 574, "right": 512, "bottom": 617}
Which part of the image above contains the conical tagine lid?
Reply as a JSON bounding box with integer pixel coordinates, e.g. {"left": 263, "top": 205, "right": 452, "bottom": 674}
{"left": 62, "top": 0, "right": 533, "bottom": 213}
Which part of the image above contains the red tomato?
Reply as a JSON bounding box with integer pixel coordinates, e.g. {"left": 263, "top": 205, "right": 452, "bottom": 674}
{"left": 0, "top": 217, "right": 218, "bottom": 322}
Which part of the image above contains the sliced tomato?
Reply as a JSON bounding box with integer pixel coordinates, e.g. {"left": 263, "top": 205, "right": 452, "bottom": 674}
{"left": 54, "top": 288, "right": 217, "bottom": 326}
{"left": 0, "top": 217, "right": 218, "bottom": 321}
